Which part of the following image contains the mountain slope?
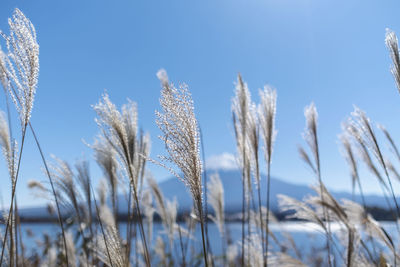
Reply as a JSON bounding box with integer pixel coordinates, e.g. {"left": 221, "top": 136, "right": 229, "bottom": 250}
{"left": 157, "top": 169, "right": 390, "bottom": 212}
{"left": 17, "top": 169, "right": 392, "bottom": 219}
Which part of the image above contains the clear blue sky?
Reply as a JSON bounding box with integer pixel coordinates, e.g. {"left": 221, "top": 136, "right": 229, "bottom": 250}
{"left": 1, "top": 0, "right": 400, "bottom": 207}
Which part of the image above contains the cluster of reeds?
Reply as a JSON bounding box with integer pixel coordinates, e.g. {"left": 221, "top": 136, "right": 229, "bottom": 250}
{"left": 3, "top": 8, "right": 400, "bottom": 267}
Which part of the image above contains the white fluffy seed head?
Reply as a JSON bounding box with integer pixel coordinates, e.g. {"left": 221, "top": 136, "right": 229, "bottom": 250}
{"left": 303, "top": 102, "right": 319, "bottom": 168}
{"left": 156, "top": 68, "right": 169, "bottom": 87}
{"left": 258, "top": 85, "right": 277, "bottom": 165}
{"left": 207, "top": 172, "right": 225, "bottom": 236}
{"left": 0, "top": 111, "right": 17, "bottom": 184}
{"left": 386, "top": 28, "right": 400, "bottom": 94}
{"left": 348, "top": 106, "right": 386, "bottom": 172}
{"left": 94, "top": 93, "right": 149, "bottom": 193}
{"left": 226, "top": 243, "right": 238, "bottom": 265}
{"left": 232, "top": 74, "right": 251, "bottom": 166}
{"left": 0, "top": 48, "right": 8, "bottom": 89}
{"left": 1, "top": 8, "right": 39, "bottom": 127}
{"left": 244, "top": 234, "right": 263, "bottom": 267}
{"left": 338, "top": 132, "right": 358, "bottom": 190}
{"left": 155, "top": 69, "right": 203, "bottom": 216}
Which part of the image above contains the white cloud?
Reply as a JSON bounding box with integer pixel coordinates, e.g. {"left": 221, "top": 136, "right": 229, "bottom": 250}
{"left": 205, "top": 152, "right": 238, "bottom": 170}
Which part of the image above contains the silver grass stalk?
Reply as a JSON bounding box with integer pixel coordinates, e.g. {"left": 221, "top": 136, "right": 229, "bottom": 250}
{"left": 93, "top": 93, "right": 151, "bottom": 266}
{"left": 0, "top": 48, "right": 9, "bottom": 91}
{"left": 207, "top": 173, "right": 225, "bottom": 236}
{"left": 40, "top": 246, "right": 57, "bottom": 267}
{"left": 135, "top": 240, "right": 146, "bottom": 267}
{"left": 148, "top": 176, "right": 177, "bottom": 250}
{"left": 278, "top": 194, "right": 327, "bottom": 229}
{"left": 93, "top": 94, "right": 149, "bottom": 191}
{"left": 78, "top": 253, "right": 91, "bottom": 267}
{"left": 378, "top": 124, "right": 400, "bottom": 162}
{"left": 0, "top": 110, "right": 18, "bottom": 265}
{"left": 315, "top": 186, "right": 393, "bottom": 266}
{"left": 0, "top": 9, "right": 46, "bottom": 267}
{"left": 309, "top": 184, "right": 359, "bottom": 267}
{"left": 347, "top": 128, "right": 400, "bottom": 237}
{"left": 94, "top": 206, "right": 126, "bottom": 267}
{"left": 207, "top": 172, "right": 226, "bottom": 264}
{"left": 141, "top": 189, "right": 155, "bottom": 243}
{"left": 97, "top": 179, "right": 108, "bottom": 207}
{"left": 249, "top": 207, "right": 284, "bottom": 252}
{"left": 387, "top": 159, "right": 400, "bottom": 183}
{"left": 244, "top": 233, "right": 263, "bottom": 267}
{"left": 155, "top": 236, "right": 167, "bottom": 266}
{"left": 0, "top": 8, "right": 39, "bottom": 127}
{"left": 347, "top": 123, "right": 387, "bottom": 189}
{"left": 348, "top": 107, "right": 385, "bottom": 169}
{"left": 226, "top": 244, "right": 238, "bottom": 267}
{"left": 231, "top": 73, "right": 251, "bottom": 267}
{"left": 278, "top": 194, "right": 344, "bottom": 264}
{"left": 232, "top": 75, "right": 252, "bottom": 199}
{"left": 75, "top": 160, "right": 94, "bottom": 240}
{"left": 64, "top": 231, "right": 77, "bottom": 267}
{"left": 27, "top": 179, "right": 47, "bottom": 193}
{"left": 267, "top": 252, "right": 307, "bottom": 267}
{"left": 308, "top": 183, "right": 393, "bottom": 265}
{"left": 247, "top": 100, "right": 267, "bottom": 265}
{"left": 300, "top": 102, "right": 332, "bottom": 267}
{"left": 338, "top": 131, "right": 379, "bottom": 261}
{"left": 27, "top": 179, "right": 56, "bottom": 202}
{"left": 247, "top": 103, "right": 261, "bottom": 187}
{"left": 258, "top": 85, "right": 277, "bottom": 267}
{"left": 340, "top": 199, "right": 393, "bottom": 250}
{"left": 155, "top": 69, "right": 208, "bottom": 266}
{"left": 348, "top": 107, "right": 400, "bottom": 218}
{"left": 93, "top": 137, "right": 120, "bottom": 219}
{"left": 50, "top": 157, "right": 84, "bottom": 217}
{"left": 147, "top": 173, "right": 184, "bottom": 266}
{"left": 155, "top": 69, "right": 203, "bottom": 214}
{"left": 302, "top": 103, "right": 319, "bottom": 172}
{"left": 339, "top": 132, "right": 364, "bottom": 203}
{"left": 50, "top": 157, "right": 91, "bottom": 266}
{"left": 259, "top": 86, "right": 277, "bottom": 168}
{"left": 0, "top": 111, "right": 17, "bottom": 185}
{"left": 386, "top": 28, "right": 400, "bottom": 94}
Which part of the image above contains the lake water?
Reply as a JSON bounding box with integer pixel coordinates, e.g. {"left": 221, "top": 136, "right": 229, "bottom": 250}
{"left": 6, "top": 221, "right": 399, "bottom": 264}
